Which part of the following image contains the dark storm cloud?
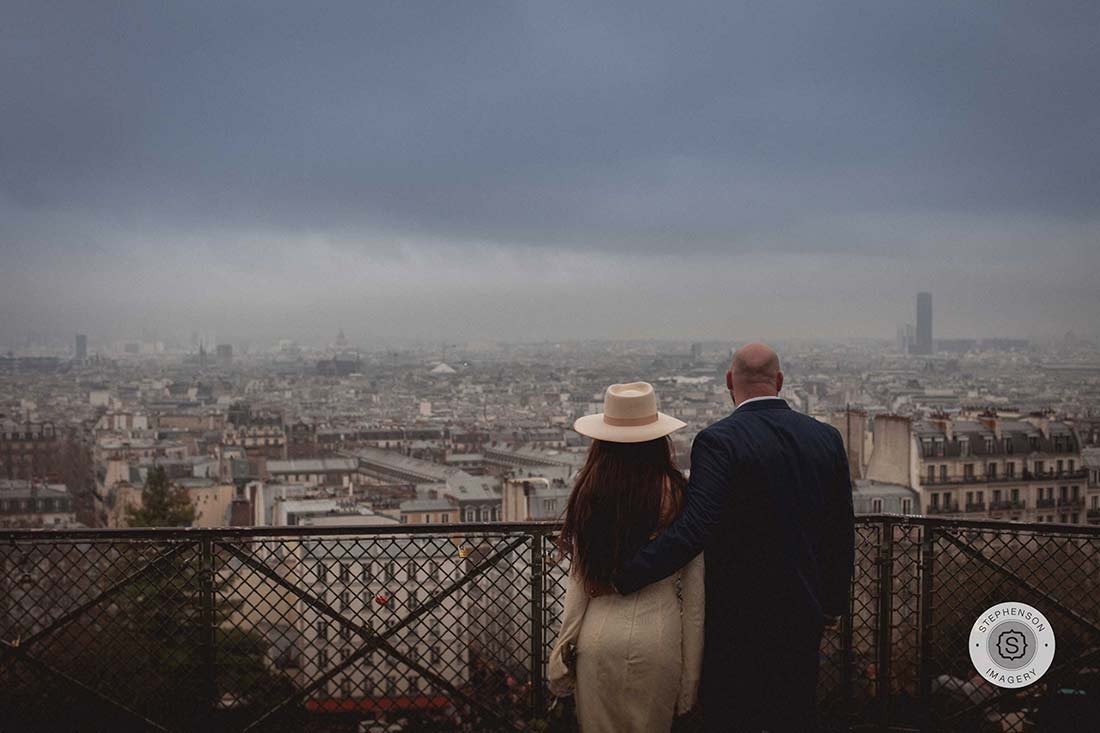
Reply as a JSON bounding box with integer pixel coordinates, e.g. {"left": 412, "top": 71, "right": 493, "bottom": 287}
{"left": 1, "top": 1, "right": 1098, "bottom": 343}
{"left": 4, "top": 1, "right": 1098, "bottom": 252}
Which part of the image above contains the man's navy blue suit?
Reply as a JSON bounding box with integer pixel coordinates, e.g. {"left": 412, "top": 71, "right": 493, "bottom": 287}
{"left": 613, "top": 397, "right": 855, "bottom": 732}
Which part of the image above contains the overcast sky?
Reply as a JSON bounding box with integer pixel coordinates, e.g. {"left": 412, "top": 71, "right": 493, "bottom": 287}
{"left": 2, "top": 1, "right": 1098, "bottom": 347}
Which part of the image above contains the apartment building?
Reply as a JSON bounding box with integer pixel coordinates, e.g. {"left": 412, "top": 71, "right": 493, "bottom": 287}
{"left": 915, "top": 415, "right": 1085, "bottom": 523}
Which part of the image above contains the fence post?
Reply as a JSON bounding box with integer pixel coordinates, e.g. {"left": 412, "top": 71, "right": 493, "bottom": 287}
{"left": 199, "top": 536, "right": 218, "bottom": 726}
{"left": 841, "top": 548, "right": 855, "bottom": 723}
{"left": 918, "top": 525, "right": 936, "bottom": 731}
{"left": 876, "top": 518, "right": 894, "bottom": 729}
{"left": 529, "top": 529, "right": 547, "bottom": 720}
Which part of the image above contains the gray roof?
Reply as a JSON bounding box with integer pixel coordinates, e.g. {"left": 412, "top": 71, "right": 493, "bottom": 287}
{"left": 267, "top": 458, "right": 358, "bottom": 474}
{"left": 399, "top": 498, "right": 455, "bottom": 512}
{"left": 0, "top": 480, "right": 70, "bottom": 499}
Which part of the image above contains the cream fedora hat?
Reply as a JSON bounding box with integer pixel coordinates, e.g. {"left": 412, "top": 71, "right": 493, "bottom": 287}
{"left": 573, "top": 382, "right": 687, "bottom": 443}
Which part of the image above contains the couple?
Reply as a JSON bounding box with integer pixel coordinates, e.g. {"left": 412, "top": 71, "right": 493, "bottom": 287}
{"left": 549, "top": 343, "right": 855, "bottom": 732}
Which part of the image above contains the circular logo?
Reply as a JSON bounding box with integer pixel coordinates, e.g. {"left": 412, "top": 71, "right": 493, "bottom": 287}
{"left": 969, "top": 602, "right": 1055, "bottom": 688}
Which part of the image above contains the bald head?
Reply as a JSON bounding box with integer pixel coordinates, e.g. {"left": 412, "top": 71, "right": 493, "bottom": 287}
{"left": 727, "top": 342, "right": 783, "bottom": 405}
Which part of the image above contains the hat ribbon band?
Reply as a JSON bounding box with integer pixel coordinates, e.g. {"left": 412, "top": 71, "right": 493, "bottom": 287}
{"left": 603, "top": 413, "right": 659, "bottom": 427}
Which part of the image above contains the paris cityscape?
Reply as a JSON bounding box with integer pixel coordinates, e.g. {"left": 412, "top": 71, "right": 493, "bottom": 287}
{"left": 3, "top": 290, "right": 1100, "bottom": 535}
{"left": 4, "top": 1, "right": 1100, "bottom": 730}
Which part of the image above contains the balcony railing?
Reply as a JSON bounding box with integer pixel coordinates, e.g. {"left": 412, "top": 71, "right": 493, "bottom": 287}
{"left": 988, "top": 499, "right": 1026, "bottom": 511}
{"left": 963, "top": 502, "right": 987, "bottom": 513}
{"left": 921, "top": 468, "right": 1088, "bottom": 487}
{"left": 1037, "top": 498, "right": 1057, "bottom": 509}
{"left": 2, "top": 516, "right": 1100, "bottom": 731}
{"left": 926, "top": 502, "right": 961, "bottom": 514}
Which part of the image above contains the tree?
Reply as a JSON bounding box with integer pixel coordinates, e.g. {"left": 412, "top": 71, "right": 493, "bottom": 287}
{"left": 126, "top": 465, "right": 195, "bottom": 527}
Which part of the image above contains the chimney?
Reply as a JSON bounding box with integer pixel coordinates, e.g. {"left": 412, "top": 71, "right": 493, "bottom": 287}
{"left": 978, "top": 412, "right": 1002, "bottom": 440}
{"left": 830, "top": 408, "right": 867, "bottom": 481}
{"left": 930, "top": 413, "right": 954, "bottom": 442}
{"left": 867, "top": 415, "right": 914, "bottom": 488}
{"left": 1024, "top": 413, "right": 1051, "bottom": 439}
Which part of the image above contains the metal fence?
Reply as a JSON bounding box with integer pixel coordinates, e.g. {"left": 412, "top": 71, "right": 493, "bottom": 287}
{"left": 2, "top": 516, "right": 1099, "bottom": 732}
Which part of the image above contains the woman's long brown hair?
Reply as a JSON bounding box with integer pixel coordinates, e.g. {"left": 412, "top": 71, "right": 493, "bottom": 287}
{"left": 558, "top": 437, "right": 685, "bottom": 596}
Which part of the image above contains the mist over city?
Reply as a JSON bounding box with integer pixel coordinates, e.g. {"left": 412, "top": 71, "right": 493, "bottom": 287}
{"left": 3, "top": 3, "right": 1100, "bottom": 732}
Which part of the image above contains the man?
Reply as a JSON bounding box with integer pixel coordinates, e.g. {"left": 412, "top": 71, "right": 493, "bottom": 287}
{"left": 613, "top": 343, "right": 855, "bottom": 732}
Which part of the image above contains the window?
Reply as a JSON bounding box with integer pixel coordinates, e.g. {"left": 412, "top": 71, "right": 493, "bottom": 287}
{"left": 901, "top": 498, "right": 912, "bottom": 514}
{"left": 339, "top": 590, "right": 350, "bottom": 610}
{"left": 940, "top": 465, "right": 948, "bottom": 482}
{"left": 339, "top": 563, "right": 350, "bottom": 583}
{"left": 966, "top": 491, "right": 974, "bottom": 506}
{"left": 871, "top": 498, "right": 883, "bottom": 513}
{"left": 409, "top": 588, "right": 419, "bottom": 610}
{"left": 987, "top": 462, "right": 997, "bottom": 479}
{"left": 340, "top": 679, "right": 352, "bottom": 698}
{"left": 543, "top": 498, "right": 557, "bottom": 512}
{"left": 1057, "top": 459, "right": 1064, "bottom": 475}
{"left": 1060, "top": 486, "right": 1068, "bottom": 501}
{"left": 430, "top": 645, "right": 441, "bottom": 664}
{"left": 992, "top": 489, "right": 1001, "bottom": 503}
{"left": 1006, "top": 462, "right": 1016, "bottom": 478}
{"left": 930, "top": 492, "right": 940, "bottom": 508}
{"left": 964, "top": 464, "right": 974, "bottom": 480}
{"left": 400, "top": 515, "right": 408, "bottom": 523}
{"left": 441, "top": 513, "right": 450, "bottom": 523}
{"left": 1091, "top": 496, "right": 1099, "bottom": 510}
{"left": 465, "top": 508, "right": 475, "bottom": 522}
{"left": 1035, "top": 460, "right": 1045, "bottom": 476}
{"left": 959, "top": 438, "right": 970, "bottom": 457}
{"left": 315, "top": 620, "right": 328, "bottom": 641}
{"left": 1006, "top": 439, "right": 1014, "bottom": 455}
{"left": 314, "top": 562, "right": 327, "bottom": 584}
{"left": 984, "top": 436, "right": 994, "bottom": 452}
{"left": 318, "top": 649, "right": 329, "bottom": 668}
{"left": 424, "top": 513, "right": 432, "bottom": 523}
{"left": 927, "top": 465, "right": 936, "bottom": 483}
{"left": 362, "top": 562, "right": 374, "bottom": 584}
{"left": 977, "top": 491, "right": 984, "bottom": 504}
{"left": 1068, "top": 459, "right": 1075, "bottom": 473}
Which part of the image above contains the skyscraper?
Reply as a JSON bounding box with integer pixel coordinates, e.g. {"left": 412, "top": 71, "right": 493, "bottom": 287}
{"left": 915, "top": 292, "right": 933, "bottom": 354}
{"left": 75, "top": 333, "right": 87, "bottom": 362}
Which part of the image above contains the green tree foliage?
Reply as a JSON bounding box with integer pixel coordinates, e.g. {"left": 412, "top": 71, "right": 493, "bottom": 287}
{"left": 126, "top": 465, "right": 195, "bottom": 528}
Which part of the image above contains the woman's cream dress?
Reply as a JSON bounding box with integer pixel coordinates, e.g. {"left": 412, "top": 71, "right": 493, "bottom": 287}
{"left": 548, "top": 553, "right": 705, "bottom": 732}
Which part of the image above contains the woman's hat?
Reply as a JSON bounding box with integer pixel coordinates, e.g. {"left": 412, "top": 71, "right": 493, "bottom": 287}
{"left": 573, "top": 382, "right": 687, "bottom": 443}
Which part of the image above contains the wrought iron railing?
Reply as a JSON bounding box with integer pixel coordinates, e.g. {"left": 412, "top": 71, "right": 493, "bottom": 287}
{"left": 2, "top": 516, "right": 1100, "bottom": 731}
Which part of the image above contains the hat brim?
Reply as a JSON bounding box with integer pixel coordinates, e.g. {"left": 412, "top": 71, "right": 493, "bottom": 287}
{"left": 572, "top": 412, "right": 687, "bottom": 443}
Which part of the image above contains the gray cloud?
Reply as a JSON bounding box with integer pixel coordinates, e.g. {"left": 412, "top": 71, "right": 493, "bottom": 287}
{"left": 1, "top": 1, "right": 1098, "bottom": 344}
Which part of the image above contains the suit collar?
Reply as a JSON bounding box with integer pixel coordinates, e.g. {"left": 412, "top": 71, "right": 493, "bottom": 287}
{"left": 734, "top": 396, "right": 790, "bottom": 413}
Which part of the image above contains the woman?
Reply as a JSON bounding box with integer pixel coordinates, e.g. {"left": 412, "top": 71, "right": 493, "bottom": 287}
{"left": 549, "top": 382, "right": 704, "bottom": 732}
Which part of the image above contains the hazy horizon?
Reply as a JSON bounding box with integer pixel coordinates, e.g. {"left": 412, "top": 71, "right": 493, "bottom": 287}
{"left": 3, "top": 2, "right": 1099, "bottom": 346}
